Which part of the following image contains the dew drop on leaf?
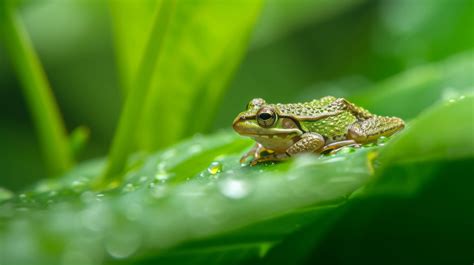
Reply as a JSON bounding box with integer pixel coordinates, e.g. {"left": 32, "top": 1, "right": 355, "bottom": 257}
{"left": 95, "top": 193, "right": 105, "bottom": 202}
{"left": 71, "top": 180, "right": 86, "bottom": 192}
{"left": 139, "top": 176, "right": 149, "bottom": 183}
{"left": 122, "top": 183, "right": 135, "bottom": 193}
{"left": 207, "top": 161, "right": 223, "bottom": 175}
{"left": 377, "top": 136, "right": 390, "bottom": 145}
{"left": 218, "top": 178, "right": 250, "bottom": 199}
{"left": 363, "top": 142, "right": 377, "bottom": 148}
{"left": 18, "top": 193, "right": 28, "bottom": 202}
{"left": 105, "top": 231, "right": 141, "bottom": 259}
{"left": 155, "top": 172, "right": 170, "bottom": 182}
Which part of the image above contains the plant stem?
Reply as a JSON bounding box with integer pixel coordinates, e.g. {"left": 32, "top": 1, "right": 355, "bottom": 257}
{"left": 96, "top": 0, "right": 176, "bottom": 188}
{"left": 0, "top": 4, "right": 73, "bottom": 176}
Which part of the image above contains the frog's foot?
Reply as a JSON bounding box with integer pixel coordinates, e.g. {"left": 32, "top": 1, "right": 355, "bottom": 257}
{"left": 249, "top": 152, "right": 289, "bottom": 166}
{"left": 320, "top": 140, "right": 361, "bottom": 154}
{"left": 240, "top": 143, "right": 267, "bottom": 164}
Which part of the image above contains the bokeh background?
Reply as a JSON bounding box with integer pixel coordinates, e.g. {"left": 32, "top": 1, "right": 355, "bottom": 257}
{"left": 1, "top": 0, "right": 473, "bottom": 190}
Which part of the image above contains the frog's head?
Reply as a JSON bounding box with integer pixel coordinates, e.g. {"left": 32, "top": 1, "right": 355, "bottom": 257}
{"left": 232, "top": 98, "right": 303, "bottom": 143}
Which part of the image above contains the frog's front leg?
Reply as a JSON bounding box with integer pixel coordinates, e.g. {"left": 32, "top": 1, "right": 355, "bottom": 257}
{"left": 249, "top": 133, "right": 325, "bottom": 166}
{"left": 348, "top": 115, "right": 405, "bottom": 143}
{"left": 240, "top": 143, "right": 265, "bottom": 164}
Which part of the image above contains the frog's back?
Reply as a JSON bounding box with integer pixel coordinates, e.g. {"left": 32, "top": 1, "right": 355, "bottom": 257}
{"left": 273, "top": 96, "right": 361, "bottom": 142}
{"left": 273, "top": 96, "right": 338, "bottom": 117}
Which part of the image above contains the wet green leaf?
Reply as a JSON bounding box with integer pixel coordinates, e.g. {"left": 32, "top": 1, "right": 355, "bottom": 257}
{"left": 0, "top": 131, "right": 376, "bottom": 265}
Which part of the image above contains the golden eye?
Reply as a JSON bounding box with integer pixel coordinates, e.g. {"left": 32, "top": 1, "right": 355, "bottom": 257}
{"left": 257, "top": 107, "right": 276, "bottom": 127}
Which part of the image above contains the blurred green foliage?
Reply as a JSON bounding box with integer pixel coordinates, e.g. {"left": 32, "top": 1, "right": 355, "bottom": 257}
{"left": 0, "top": 0, "right": 473, "bottom": 264}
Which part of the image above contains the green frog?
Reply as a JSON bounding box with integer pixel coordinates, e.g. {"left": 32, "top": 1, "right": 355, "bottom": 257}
{"left": 232, "top": 96, "right": 404, "bottom": 165}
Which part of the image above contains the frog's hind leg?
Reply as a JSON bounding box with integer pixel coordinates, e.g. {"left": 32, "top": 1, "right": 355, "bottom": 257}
{"left": 348, "top": 116, "right": 405, "bottom": 143}
{"left": 286, "top": 132, "right": 325, "bottom": 156}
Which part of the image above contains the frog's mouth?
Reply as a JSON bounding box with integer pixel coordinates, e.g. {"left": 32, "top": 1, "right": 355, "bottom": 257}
{"left": 232, "top": 119, "right": 302, "bottom": 137}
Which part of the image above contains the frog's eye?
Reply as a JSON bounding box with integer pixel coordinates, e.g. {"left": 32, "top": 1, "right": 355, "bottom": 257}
{"left": 257, "top": 107, "right": 276, "bottom": 127}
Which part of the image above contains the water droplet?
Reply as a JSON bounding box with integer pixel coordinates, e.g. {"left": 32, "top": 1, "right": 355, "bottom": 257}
{"left": 218, "top": 178, "right": 250, "bottom": 199}
{"left": 95, "top": 193, "right": 105, "bottom": 202}
{"left": 18, "top": 193, "right": 28, "bottom": 202}
{"left": 156, "top": 162, "right": 167, "bottom": 172}
{"left": 71, "top": 180, "right": 86, "bottom": 192}
{"left": 105, "top": 231, "right": 141, "bottom": 259}
{"left": 155, "top": 172, "right": 169, "bottom": 182}
{"left": 377, "top": 136, "right": 390, "bottom": 145}
{"left": 122, "top": 183, "right": 135, "bottom": 192}
{"left": 138, "top": 176, "right": 148, "bottom": 183}
{"left": 207, "top": 161, "right": 223, "bottom": 175}
{"left": 363, "top": 142, "right": 377, "bottom": 148}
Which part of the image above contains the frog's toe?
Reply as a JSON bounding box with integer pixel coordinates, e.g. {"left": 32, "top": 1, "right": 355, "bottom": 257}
{"left": 240, "top": 151, "right": 259, "bottom": 164}
{"left": 239, "top": 154, "right": 252, "bottom": 164}
{"left": 249, "top": 153, "right": 289, "bottom": 166}
{"left": 328, "top": 143, "right": 362, "bottom": 155}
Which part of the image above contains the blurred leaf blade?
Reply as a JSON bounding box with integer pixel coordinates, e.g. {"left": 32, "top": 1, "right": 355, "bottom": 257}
{"left": 0, "top": 3, "right": 73, "bottom": 176}
{"left": 352, "top": 50, "right": 474, "bottom": 119}
{"left": 138, "top": 0, "right": 262, "bottom": 150}
{"left": 108, "top": 0, "right": 160, "bottom": 93}
{"left": 97, "top": 0, "right": 176, "bottom": 186}
{"left": 100, "top": 0, "right": 177, "bottom": 186}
